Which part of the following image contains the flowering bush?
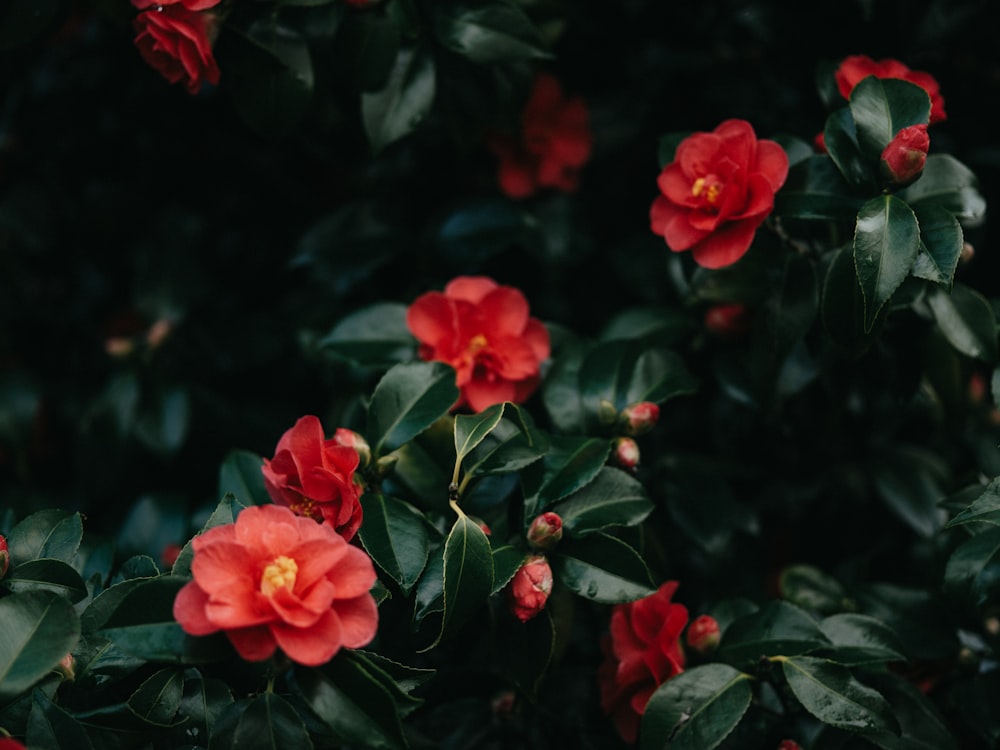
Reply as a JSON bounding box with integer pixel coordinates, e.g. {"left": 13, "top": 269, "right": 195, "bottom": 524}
{"left": 3, "top": 2, "right": 1000, "bottom": 749}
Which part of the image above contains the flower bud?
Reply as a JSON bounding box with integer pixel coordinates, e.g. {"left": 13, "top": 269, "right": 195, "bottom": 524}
{"left": 620, "top": 401, "right": 660, "bottom": 436}
{"left": 777, "top": 741, "right": 802, "bottom": 750}
{"left": 704, "top": 303, "right": 751, "bottom": 340}
{"left": 613, "top": 437, "right": 640, "bottom": 470}
{"left": 0, "top": 534, "right": 8, "bottom": 579}
{"left": 334, "top": 428, "right": 372, "bottom": 468}
{"left": 880, "top": 124, "right": 929, "bottom": 187}
{"left": 685, "top": 614, "right": 721, "bottom": 655}
{"left": 506, "top": 555, "right": 553, "bottom": 622}
{"left": 145, "top": 318, "right": 173, "bottom": 350}
{"left": 960, "top": 241, "right": 975, "bottom": 264}
{"left": 526, "top": 512, "right": 563, "bottom": 551}
{"left": 55, "top": 653, "right": 76, "bottom": 681}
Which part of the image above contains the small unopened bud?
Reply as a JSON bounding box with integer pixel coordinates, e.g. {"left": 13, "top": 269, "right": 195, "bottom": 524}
{"left": 620, "top": 401, "right": 660, "bottom": 436}
{"left": 704, "top": 303, "right": 751, "bottom": 340}
{"left": 597, "top": 399, "right": 618, "bottom": 425}
{"left": 880, "top": 124, "right": 929, "bottom": 187}
{"left": 334, "top": 428, "right": 372, "bottom": 467}
{"left": 969, "top": 372, "right": 987, "bottom": 405}
{"left": 960, "top": 242, "right": 975, "bottom": 264}
{"left": 491, "top": 689, "right": 517, "bottom": 720}
{"left": 374, "top": 453, "right": 398, "bottom": 477}
{"left": 777, "top": 741, "right": 802, "bottom": 750}
{"left": 0, "top": 534, "right": 8, "bottom": 579}
{"left": 685, "top": 614, "right": 721, "bottom": 654}
{"left": 613, "top": 437, "right": 640, "bottom": 470}
{"left": 55, "top": 653, "right": 75, "bottom": 681}
{"left": 526, "top": 512, "right": 563, "bottom": 551}
{"left": 145, "top": 318, "right": 173, "bottom": 350}
{"left": 506, "top": 555, "right": 553, "bottom": 623}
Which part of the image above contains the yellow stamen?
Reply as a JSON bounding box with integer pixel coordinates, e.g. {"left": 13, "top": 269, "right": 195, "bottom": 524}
{"left": 692, "top": 177, "right": 721, "bottom": 204}
{"left": 468, "top": 333, "right": 488, "bottom": 353}
{"left": 261, "top": 556, "right": 298, "bottom": 597}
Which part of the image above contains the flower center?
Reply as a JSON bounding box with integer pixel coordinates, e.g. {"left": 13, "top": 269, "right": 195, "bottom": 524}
{"left": 260, "top": 555, "right": 298, "bottom": 597}
{"left": 468, "top": 333, "right": 489, "bottom": 354}
{"left": 691, "top": 176, "right": 722, "bottom": 205}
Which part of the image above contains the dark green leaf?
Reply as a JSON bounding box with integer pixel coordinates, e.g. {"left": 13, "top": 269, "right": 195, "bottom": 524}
{"left": 900, "top": 154, "right": 987, "bottom": 225}
{"left": 461, "top": 413, "right": 547, "bottom": 479}
{"left": 358, "top": 493, "right": 432, "bottom": 595}
{"left": 176, "top": 670, "right": 234, "bottom": 747}
{"left": 775, "top": 154, "right": 865, "bottom": 222}
{"left": 550, "top": 533, "right": 655, "bottom": 603}
{"left": 718, "top": 600, "right": 830, "bottom": 667}
{"left": 926, "top": 282, "right": 998, "bottom": 362}
{"left": 454, "top": 402, "right": 511, "bottom": 463}
{"left": 598, "top": 306, "right": 695, "bottom": 346}
{"left": 490, "top": 545, "right": 524, "bottom": 595}
{"left": 172, "top": 494, "right": 248, "bottom": 577}
{"left": 814, "top": 613, "right": 907, "bottom": 666}
{"left": 779, "top": 564, "right": 850, "bottom": 616}
{"left": 870, "top": 444, "right": 948, "bottom": 538}
{"left": 0, "top": 591, "right": 81, "bottom": 701}
{"left": 521, "top": 435, "right": 610, "bottom": 519}
{"left": 367, "top": 362, "right": 459, "bottom": 457}
{"left": 362, "top": 44, "right": 436, "bottom": 154}
{"left": 433, "top": 1, "right": 550, "bottom": 64}
{"left": 210, "top": 693, "right": 314, "bottom": 750}
{"left": 640, "top": 663, "right": 753, "bottom": 750}
{"left": 820, "top": 244, "right": 884, "bottom": 355}
{"left": 316, "top": 302, "right": 414, "bottom": 368}
{"left": 429, "top": 198, "right": 543, "bottom": 263}
{"left": 342, "top": 9, "right": 401, "bottom": 92}
{"left": 26, "top": 689, "right": 95, "bottom": 750}
{"left": 946, "top": 476, "right": 1000, "bottom": 527}
{"left": 861, "top": 672, "right": 958, "bottom": 750}
{"left": 849, "top": 77, "right": 931, "bottom": 160}
{"left": 823, "top": 107, "right": 877, "bottom": 192}
{"left": 2, "top": 558, "right": 88, "bottom": 603}
{"left": 944, "top": 526, "right": 1000, "bottom": 600}
{"left": 853, "top": 194, "right": 921, "bottom": 331}
{"left": 551, "top": 466, "right": 653, "bottom": 536}
{"left": 7, "top": 509, "right": 82, "bottom": 565}
{"left": 127, "top": 668, "right": 185, "bottom": 726}
{"left": 427, "top": 514, "right": 494, "bottom": 649}
{"left": 911, "top": 203, "right": 963, "bottom": 288}
{"left": 217, "top": 449, "right": 269, "bottom": 507}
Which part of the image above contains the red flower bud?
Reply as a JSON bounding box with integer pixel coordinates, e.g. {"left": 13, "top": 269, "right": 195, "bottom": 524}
{"left": 685, "top": 614, "right": 721, "bottom": 654}
{"left": 333, "top": 428, "right": 372, "bottom": 468}
{"left": 526, "top": 512, "right": 563, "bottom": 550}
{"left": 506, "top": 555, "right": 553, "bottom": 622}
{"left": 777, "top": 741, "right": 802, "bottom": 750}
{"left": 471, "top": 517, "right": 492, "bottom": 536}
{"left": 0, "top": 534, "right": 8, "bottom": 579}
{"left": 880, "top": 124, "right": 929, "bottom": 187}
{"left": 620, "top": 401, "right": 660, "bottom": 436}
{"left": 56, "top": 653, "right": 76, "bottom": 681}
{"left": 613, "top": 437, "right": 640, "bottom": 470}
{"left": 704, "top": 303, "right": 751, "bottom": 339}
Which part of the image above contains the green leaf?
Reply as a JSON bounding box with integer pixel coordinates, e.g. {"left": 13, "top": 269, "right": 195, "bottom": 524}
{"left": 774, "top": 154, "right": 865, "bottom": 222}
{"left": 911, "top": 203, "right": 963, "bottom": 288}
{"left": 946, "top": 477, "right": 1000, "bottom": 527}
{"left": 358, "top": 493, "right": 432, "bottom": 595}
{"left": 640, "top": 664, "right": 753, "bottom": 750}
{"left": 926, "top": 282, "right": 998, "bottom": 363}
{"left": 454, "top": 402, "right": 511, "bottom": 463}
{"left": 460, "top": 412, "right": 547, "bottom": 479}
{"left": 490, "top": 544, "right": 524, "bottom": 596}
{"left": 944, "top": 526, "right": 1000, "bottom": 600}
{"left": 177, "top": 670, "right": 234, "bottom": 747}
{"left": 861, "top": 672, "right": 958, "bottom": 750}
{"left": 7, "top": 509, "right": 83, "bottom": 565}
{"left": 821, "top": 244, "right": 884, "bottom": 355}
{"left": 823, "top": 107, "right": 877, "bottom": 192}
{"left": 599, "top": 306, "right": 695, "bottom": 346}
{"left": 317, "top": 302, "right": 414, "bottom": 368}
{"left": 900, "top": 154, "right": 987, "bottom": 225}
{"left": 367, "top": 361, "right": 459, "bottom": 457}
{"left": 26, "top": 689, "right": 95, "bottom": 750}
{"left": 362, "top": 44, "right": 436, "bottom": 154}
{"left": 433, "top": 1, "right": 550, "bottom": 64}
{"left": 780, "top": 655, "right": 898, "bottom": 735}
{"left": 217, "top": 449, "right": 269, "bottom": 507}
{"left": 127, "top": 668, "right": 185, "bottom": 727}
{"left": 550, "top": 466, "right": 654, "bottom": 536}
{"left": 665, "top": 470, "right": 757, "bottom": 556}
{"left": 521, "top": 435, "right": 611, "bottom": 518}
{"left": 2, "top": 558, "right": 89, "bottom": 603}
{"left": 430, "top": 198, "right": 544, "bottom": 263}
{"left": 849, "top": 77, "right": 931, "bottom": 160}
{"left": 870, "top": 444, "right": 948, "bottom": 538}
{"left": 210, "top": 693, "right": 314, "bottom": 750}
{"left": 550, "top": 533, "right": 655, "bottom": 603}
{"left": 779, "top": 564, "right": 850, "bottom": 616}
{"left": 853, "top": 194, "right": 921, "bottom": 332}
{"left": 814, "top": 613, "right": 907, "bottom": 666}
{"left": 718, "top": 600, "right": 830, "bottom": 667}
{"left": 0, "top": 590, "right": 81, "bottom": 701}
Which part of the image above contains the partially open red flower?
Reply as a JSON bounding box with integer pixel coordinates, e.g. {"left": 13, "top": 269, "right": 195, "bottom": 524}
{"left": 261, "top": 415, "right": 364, "bottom": 540}
{"left": 173, "top": 504, "right": 378, "bottom": 666}
{"left": 834, "top": 54, "right": 946, "bottom": 124}
{"left": 505, "top": 554, "right": 553, "bottom": 622}
{"left": 406, "top": 276, "right": 550, "bottom": 413}
{"left": 132, "top": 3, "right": 220, "bottom": 95}
{"left": 488, "top": 73, "right": 593, "bottom": 199}
{"left": 881, "top": 124, "right": 929, "bottom": 187}
{"left": 650, "top": 119, "right": 789, "bottom": 269}
{"left": 598, "top": 581, "right": 689, "bottom": 744}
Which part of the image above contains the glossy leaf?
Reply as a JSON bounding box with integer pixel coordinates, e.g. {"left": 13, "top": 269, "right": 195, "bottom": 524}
{"left": 460, "top": 413, "right": 547, "bottom": 479}
{"left": 0, "top": 590, "right": 81, "bottom": 701}
{"left": 640, "top": 663, "right": 753, "bottom": 750}
{"left": 358, "top": 493, "right": 432, "bottom": 595}
{"left": 814, "top": 613, "right": 907, "bottom": 666}
{"left": 946, "top": 477, "right": 1000, "bottom": 527}
{"left": 428, "top": 514, "right": 494, "bottom": 649}
{"left": 217, "top": 449, "right": 269, "bottom": 508}
{"left": 926, "top": 282, "right": 998, "bottom": 362}
{"left": 490, "top": 544, "right": 524, "bottom": 596}
{"left": 943, "top": 526, "right": 1000, "bottom": 599}
{"left": 454, "top": 402, "right": 514, "bottom": 463}
{"left": 823, "top": 107, "right": 877, "bottom": 192}
{"left": 870, "top": 444, "right": 948, "bottom": 538}
{"left": 911, "top": 203, "right": 963, "bottom": 288}
{"left": 861, "top": 672, "right": 958, "bottom": 750}
{"left": 521, "top": 435, "right": 610, "bottom": 518}
{"left": 2, "top": 558, "right": 89, "bottom": 603}
{"left": 853, "top": 193, "right": 920, "bottom": 332}
{"left": 775, "top": 154, "right": 866, "bottom": 222}
{"left": 550, "top": 533, "right": 655, "bottom": 603}
{"left": 176, "top": 670, "right": 234, "bottom": 747}
{"left": 209, "top": 692, "right": 314, "bottom": 750}
{"left": 550, "top": 466, "right": 654, "bottom": 536}
{"left": 849, "top": 77, "right": 931, "bottom": 160}
{"left": 718, "top": 600, "right": 830, "bottom": 667}
{"left": 6, "top": 509, "right": 82, "bottom": 565}
{"left": 362, "top": 44, "right": 436, "bottom": 154}
{"left": 316, "top": 302, "right": 414, "bottom": 369}
{"left": 901, "top": 154, "right": 987, "bottom": 224}
{"left": 779, "top": 563, "right": 850, "bottom": 616}
{"left": 433, "top": 1, "right": 550, "bottom": 64}
{"left": 26, "top": 689, "right": 95, "bottom": 750}
{"left": 368, "top": 361, "right": 459, "bottom": 457}
{"left": 127, "top": 668, "right": 185, "bottom": 726}
{"left": 821, "top": 243, "right": 884, "bottom": 355}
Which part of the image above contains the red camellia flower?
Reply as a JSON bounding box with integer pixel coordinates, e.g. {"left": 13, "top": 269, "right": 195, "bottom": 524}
{"left": 0, "top": 738, "right": 27, "bottom": 750}
{"left": 487, "top": 73, "right": 593, "bottom": 199}
{"left": 406, "top": 276, "right": 551, "bottom": 413}
{"left": 132, "top": 2, "right": 221, "bottom": 95}
{"left": 834, "top": 54, "right": 946, "bottom": 124}
{"left": 598, "top": 581, "right": 689, "bottom": 744}
{"left": 650, "top": 119, "right": 789, "bottom": 269}
{"left": 0, "top": 534, "right": 9, "bottom": 579}
{"left": 173, "top": 504, "right": 379, "bottom": 666}
{"left": 505, "top": 554, "right": 553, "bottom": 622}
{"left": 261, "top": 415, "right": 364, "bottom": 540}
{"left": 881, "top": 124, "right": 930, "bottom": 187}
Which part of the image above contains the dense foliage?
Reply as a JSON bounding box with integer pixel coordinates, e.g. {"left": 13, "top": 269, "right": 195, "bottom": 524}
{"left": 3, "top": 1, "right": 1000, "bottom": 748}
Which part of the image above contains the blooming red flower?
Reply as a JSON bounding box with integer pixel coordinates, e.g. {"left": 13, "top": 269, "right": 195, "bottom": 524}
{"left": 488, "top": 73, "right": 593, "bottom": 199}
{"left": 834, "top": 54, "right": 946, "bottom": 124}
{"left": 406, "top": 276, "right": 550, "bottom": 413}
{"left": 173, "top": 504, "right": 379, "bottom": 666}
{"left": 132, "top": 3, "right": 220, "bottom": 95}
{"left": 598, "top": 581, "right": 689, "bottom": 744}
{"left": 650, "top": 119, "right": 789, "bottom": 269}
{"left": 261, "top": 415, "right": 364, "bottom": 540}
{"left": 880, "top": 124, "right": 929, "bottom": 187}
{"left": 506, "top": 555, "right": 553, "bottom": 622}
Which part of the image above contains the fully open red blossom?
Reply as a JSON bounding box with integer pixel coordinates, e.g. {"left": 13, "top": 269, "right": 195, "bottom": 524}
{"left": 488, "top": 73, "right": 593, "bottom": 199}
{"left": 598, "top": 581, "right": 689, "bottom": 744}
{"left": 650, "top": 119, "right": 788, "bottom": 269}
{"left": 132, "top": 3, "right": 220, "bottom": 95}
{"left": 406, "top": 276, "right": 550, "bottom": 413}
{"left": 834, "top": 54, "right": 946, "bottom": 124}
{"left": 261, "top": 415, "right": 364, "bottom": 540}
{"left": 173, "top": 504, "right": 378, "bottom": 666}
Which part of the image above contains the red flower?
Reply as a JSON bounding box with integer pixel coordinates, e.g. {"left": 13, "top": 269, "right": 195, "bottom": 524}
{"left": 835, "top": 54, "right": 946, "bottom": 124}
{"left": 132, "top": 3, "right": 220, "bottom": 95}
{"left": 261, "top": 415, "right": 364, "bottom": 540}
{"left": 173, "top": 504, "right": 379, "bottom": 666}
{"left": 880, "top": 124, "right": 929, "bottom": 187}
{"left": 131, "top": 0, "right": 219, "bottom": 9}
{"left": 0, "top": 738, "right": 27, "bottom": 750}
{"left": 650, "top": 119, "right": 789, "bottom": 269}
{"left": 685, "top": 614, "right": 721, "bottom": 654}
{"left": 620, "top": 401, "right": 660, "bottom": 436}
{"left": 505, "top": 554, "right": 553, "bottom": 622}
{"left": 406, "top": 276, "right": 550, "bottom": 413}
{"left": 0, "top": 534, "right": 8, "bottom": 579}
{"left": 704, "top": 302, "right": 752, "bottom": 339}
{"left": 488, "top": 73, "right": 593, "bottom": 199}
{"left": 598, "top": 581, "right": 689, "bottom": 744}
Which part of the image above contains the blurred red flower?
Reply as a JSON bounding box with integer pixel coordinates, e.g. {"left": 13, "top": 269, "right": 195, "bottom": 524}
{"left": 406, "top": 276, "right": 550, "bottom": 413}
{"left": 834, "top": 54, "right": 946, "bottom": 124}
{"left": 132, "top": 3, "right": 220, "bottom": 95}
{"left": 173, "top": 504, "right": 378, "bottom": 666}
